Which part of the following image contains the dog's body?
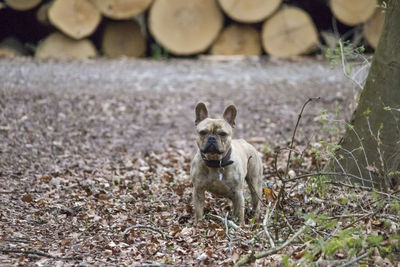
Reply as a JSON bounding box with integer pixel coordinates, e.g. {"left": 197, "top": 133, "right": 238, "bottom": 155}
{"left": 190, "top": 103, "right": 262, "bottom": 225}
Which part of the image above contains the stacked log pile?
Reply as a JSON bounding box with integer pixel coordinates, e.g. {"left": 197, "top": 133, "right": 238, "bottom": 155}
{"left": 0, "top": 0, "right": 385, "bottom": 59}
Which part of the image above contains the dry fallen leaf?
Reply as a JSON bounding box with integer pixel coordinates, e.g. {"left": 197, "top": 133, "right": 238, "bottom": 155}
{"left": 371, "top": 219, "right": 383, "bottom": 227}
{"left": 21, "top": 193, "right": 33, "bottom": 203}
{"left": 292, "top": 250, "right": 305, "bottom": 259}
{"left": 263, "top": 187, "right": 277, "bottom": 203}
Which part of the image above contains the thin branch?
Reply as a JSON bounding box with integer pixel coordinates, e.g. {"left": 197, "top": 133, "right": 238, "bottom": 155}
{"left": 235, "top": 225, "right": 307, "bottom": 266}
{"left": 277, "top": 97, "right": 320, "bottom": 203}
{"left": 262, "top": 203, "right": 275, "bottom": 248}
{"left": 284, "top": 171, "right": 379, "bottom": 185}
{"left": 2, "top": 238, "right": 32, "bottom": 244}
{"left": 328, "top": 181, "right": 400, "bottom": 201}
{"left": 123, "top": 224, "right": 173, "bottom": 239}
{"left": 337, "top": 252, "right": 370, "bottom": 267}
{"left": 0, "top": 248, "right": 82, "bottom": 261}
{"left": 224, "top": 212, "right": 233, "bottom": 253}
{"left": 285, "top": 97, "right": 320, "bottom": 179}
{"left": 208, "top": 214, "right": 242, "bottom": 231}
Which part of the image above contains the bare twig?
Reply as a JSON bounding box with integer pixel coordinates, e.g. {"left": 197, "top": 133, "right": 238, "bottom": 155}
{"left": 277, "top": 98, "right": 320, "bottom": 205}
{"left": 208, "top": 214, "right": 242, "bottom": 231}
{"left": 235, "top": 225, "right": 307, "bottom": 266}
{"left": 338, "top": 39, "right": 364, "bottom": 90}
{"left": 0, "top": 248, "right": 82, "bottom": 261}
{"left": 262, "top": 203, "right": 275, "bottom": 248}
{"left": 285, "top": 97, "right": 320, "bottom": 179}
{"left": 328, "top": 181, "right": 400, "bottom": 201}
{"left": 123, "top": 224, "right": 173, "bottom": 239}
{"left": 2, "top": 238, "right": 32, "bottom": 244}
{"left": 337, "top": 252, "right": 370, "bottom": 267}
{"left": 224, "top": 212, "right": 233, "bottom": 253}
{"left": 285, "top": 171, "right": 379, "bottom": 185}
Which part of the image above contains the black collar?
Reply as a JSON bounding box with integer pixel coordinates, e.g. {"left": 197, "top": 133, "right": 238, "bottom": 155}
{"left": 201, "top": 148, "right": 234, "bottom": 168}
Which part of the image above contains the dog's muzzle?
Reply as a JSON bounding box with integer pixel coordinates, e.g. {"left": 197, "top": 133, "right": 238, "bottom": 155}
{"left": 202, "top": 135, "right": 223, "bottom": 154}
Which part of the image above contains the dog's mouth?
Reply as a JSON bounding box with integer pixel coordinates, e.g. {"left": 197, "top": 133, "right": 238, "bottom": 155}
{"left": 201, "top": 143, "right": 224, "bottom": 154}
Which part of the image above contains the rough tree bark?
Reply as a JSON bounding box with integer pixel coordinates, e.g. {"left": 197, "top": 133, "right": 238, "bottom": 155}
{"left": 330, "top": 0, "right": 400, "bottom": 189}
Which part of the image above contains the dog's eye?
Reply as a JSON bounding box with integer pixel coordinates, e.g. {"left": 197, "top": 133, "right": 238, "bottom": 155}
{"left": 219, "top": 132, "right": 227, "bottom": 137}
{"left": 199, "top": 130, "right": 208, "bottom": 136}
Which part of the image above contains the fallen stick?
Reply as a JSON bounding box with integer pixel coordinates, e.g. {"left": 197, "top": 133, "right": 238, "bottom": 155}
{"left": 123, "top": 224, "right": 173, "bottom": 239}
{"left": 338, "top": 252, "right": 370, "bottom": 267}
{"left": 262, "top": 203, "right": 275, "bottom": 248}
{"left": 209, "top": 214, "right": 241, "bottom": 231}
{"left": 235, "top": 224, "right": 307, "bottom": 266}
{"left": 0, "top": 248, "right": 82, "bottom": 260}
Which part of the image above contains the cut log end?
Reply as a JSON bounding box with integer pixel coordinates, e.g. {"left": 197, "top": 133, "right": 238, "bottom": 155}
{"left": 35, "top": 32, "right": 98, "bottom": 59}
{"left": 363, "top": 10, "right": 385, "bottom": 49}
{"left": 218, "top": 0, "right": 282, "bottom": 23}
{"left": 48, "top": 0, "right": 101, "bottom": 40}
{"left": 102, "top": 20, "right": 146, "bottom": 58}
{"left": 91, "top": 0, "right": 153, "bottom": 19}
{"left": 211, "top": 24, "right": 262, "bottom": 56}
{"left": 261, "top": 6, "right": 318, "bottom": 58}
{"left": 149, "top": 0, "right": 223, "bottom": 56}
{"left": 5, "top": 0, "right": 41, "bottom": 11}
{"left": 330, "top": 0, "right": 377, "bottom": 26}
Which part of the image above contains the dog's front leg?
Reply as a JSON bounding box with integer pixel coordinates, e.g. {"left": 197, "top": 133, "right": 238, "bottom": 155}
{"left": 193, "top": 187, "right": 205, "bottom": 224}
{"left": 232, "top": 191, "right": 245, "bottom": 225}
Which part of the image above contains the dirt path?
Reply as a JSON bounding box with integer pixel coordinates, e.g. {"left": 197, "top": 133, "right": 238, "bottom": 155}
{"left": 0, "top": 57, "right": 356, "bottom": 153}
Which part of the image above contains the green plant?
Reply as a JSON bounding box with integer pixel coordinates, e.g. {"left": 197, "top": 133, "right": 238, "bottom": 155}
{"left": 151, "top": 43, "right": 169, "bottom": 59}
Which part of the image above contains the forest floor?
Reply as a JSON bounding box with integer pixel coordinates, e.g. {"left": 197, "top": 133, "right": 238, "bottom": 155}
{"left": 0, "top": 57, "right": 398, "bottom": 266}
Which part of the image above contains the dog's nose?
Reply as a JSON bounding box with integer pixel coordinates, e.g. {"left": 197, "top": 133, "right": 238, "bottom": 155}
{"left": 208, "top": 135, "right": 217, "bottom": 142}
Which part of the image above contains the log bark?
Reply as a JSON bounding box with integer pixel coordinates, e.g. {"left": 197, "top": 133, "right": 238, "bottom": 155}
{"left": 363, "top": 9, "right": 385, "bottom": 50}
{"left": 149, "top": 0, "right": 223, "bottom": 56}
{"left": 102, "top": 20, "right": 146, "bottom": 58}
{"left": 48, "top": 0, "right": 101, "bottom": 40}
{"left": 211, "top": 24, "right": 262, "bottom": 56}
{"left": 91, "top": 0, "right": 153, "bottom": 19}
{"left": 0, "top": 37, "right": 28, "bottom": 57}
{"left": 35, "top": 32, "right": 98, "bottom": 59}
{"left": 4, "top": 0, "right": 41, "bottom": 11}
{"left": 330, "top": 0, "right": 376, "bottom": 26}
{"left": 261, "top": 6, "right": 318, "bottom": 58}
{"left": 329, "top": 0, "right": 400, "bottom": 189}
{"left": 217, "top": 0, "right": 282, "bottom": 23}
{"left": 36, "top": 2, "right": 52, "bottom": 25}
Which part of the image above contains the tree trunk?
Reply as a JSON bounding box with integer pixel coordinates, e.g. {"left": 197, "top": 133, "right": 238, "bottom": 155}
{"left": 330, "top": 0, "right": 400, "bottom": 189}
{"left": 261, "top": 6, "right": 318, "bottom": 58}
{"left": 48, "top": 0, "right": 101, "bottom": 40}
{"left": 102, "top": 20, "right": 146, "bottom": 58}
{"left": 91, "top": 0, "right": 153, "bottom": 20}
{"left": 5, "top": 0, "right": 41, "bottom": 11}
{"left": 330, "top": 0, "right": 376, "bottom": 26}
{"left": 149, "top": 0, "right": 223, "bottom": 56}
{"left": 363, "top": 10, "right": 385, "bottom": 49}
{"left": 217, "top": 0, "right": 282, "bottom": 23}
{"left": 35, "top": 32, "right": 98, "bottom": 59}
{"left": 211, "top": 24, "right": 261, "bottom": 56}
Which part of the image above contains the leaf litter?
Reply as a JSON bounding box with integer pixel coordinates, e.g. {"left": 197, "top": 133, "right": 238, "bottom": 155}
{"left": 0, "top": 58, "right": 399, "bottom": 266}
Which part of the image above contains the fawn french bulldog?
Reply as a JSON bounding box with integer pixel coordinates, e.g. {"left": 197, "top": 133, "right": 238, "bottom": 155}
{"left": 190, "top": 102, "right": 262, "bottom": 225}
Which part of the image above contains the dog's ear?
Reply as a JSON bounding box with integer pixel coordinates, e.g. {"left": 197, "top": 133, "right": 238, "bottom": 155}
{"left": 195, "top": 102, "right": 208, "bottom": 125}
{"left": 223, "top": 104, "right": 237, "bottom": 127}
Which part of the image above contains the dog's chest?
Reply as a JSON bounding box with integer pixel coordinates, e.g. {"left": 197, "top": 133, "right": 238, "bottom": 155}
{"left": 202, "top": 168, "right": 243, "bottom": 197}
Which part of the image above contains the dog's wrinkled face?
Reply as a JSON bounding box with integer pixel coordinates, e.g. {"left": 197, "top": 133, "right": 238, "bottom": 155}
{"left": 195, "top": 102, "right": 237, "bottom": 160}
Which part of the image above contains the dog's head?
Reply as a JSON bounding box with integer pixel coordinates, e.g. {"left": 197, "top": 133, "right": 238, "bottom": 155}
{"left": 194, "top": 102, "right": 237, "bottom": 160}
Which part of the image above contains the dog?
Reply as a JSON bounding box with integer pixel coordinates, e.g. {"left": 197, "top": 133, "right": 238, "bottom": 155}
{"left": 190, "top": 102, "right": 263, "bottom": 225}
